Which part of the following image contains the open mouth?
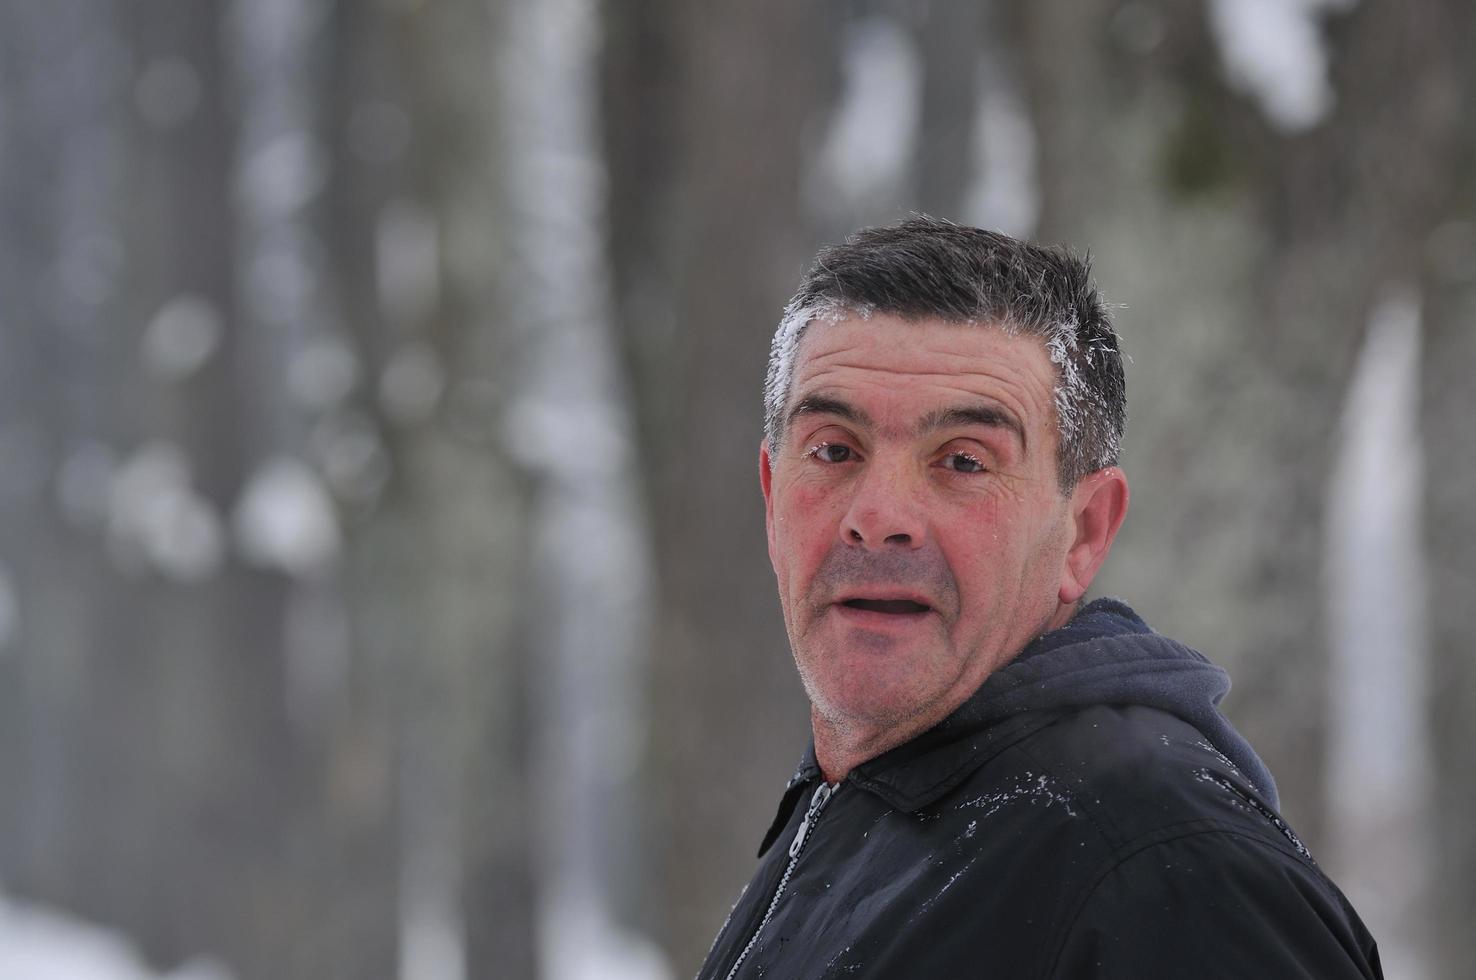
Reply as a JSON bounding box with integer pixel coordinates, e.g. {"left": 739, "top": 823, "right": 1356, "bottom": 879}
{"left": 841, "top": 598, "right": 932, "bottom": 615}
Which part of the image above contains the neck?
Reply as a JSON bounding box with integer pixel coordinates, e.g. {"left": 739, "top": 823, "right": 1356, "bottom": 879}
{"left": 811, "top": 707, "right": 937, "bottom": 783}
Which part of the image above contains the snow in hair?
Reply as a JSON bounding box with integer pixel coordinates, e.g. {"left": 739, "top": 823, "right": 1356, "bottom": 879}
{"left": 761, "top": 218, "right": 1125, "bottom": 489}
{"left": 762, "top": 298, "right": 863, "bottom": 452}
{"left": 1041, "top": 316, "right": 1122, "bottom": 483}
{"left": 763, "top": 303, "right": 1122, "bottom": 488}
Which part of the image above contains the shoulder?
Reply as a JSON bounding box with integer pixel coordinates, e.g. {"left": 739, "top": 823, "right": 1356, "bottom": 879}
{"left": 993, "top": 705, "right": 1382, "bottom": 978}
{"left": 1046, "top": 826, "right": 1382, "bottom": 977}
{"left": 1008, "top": 702, "right": 1293, "bottom": 852}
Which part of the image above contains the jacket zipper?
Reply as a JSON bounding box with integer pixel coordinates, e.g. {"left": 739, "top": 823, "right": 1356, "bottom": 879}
{"left": 722, "top": 781, "right": 837, "bottom": 980}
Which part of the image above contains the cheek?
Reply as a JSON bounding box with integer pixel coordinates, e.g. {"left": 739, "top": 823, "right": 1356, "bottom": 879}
{"left": 785, "top": 479, "right": 832, "bottom": 515}
{"left": 950, "top": 493, "right": 1002, "bottom": 548}
{"left": 976, "top": 494, "right": 1001, "bottom": 530}
{"left": 775, "top": 482, "right": 837, "bottom": 545}
{"left": 944, "top": 494, "right": 1045, "bottom": 593}
{"left": 770, "top": 482, "right": 840, "bottom": 591}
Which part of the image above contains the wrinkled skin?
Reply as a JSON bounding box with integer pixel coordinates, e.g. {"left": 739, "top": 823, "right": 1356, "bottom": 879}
{"left": 760, "top": 314, "right": 1128, "bottom": 780}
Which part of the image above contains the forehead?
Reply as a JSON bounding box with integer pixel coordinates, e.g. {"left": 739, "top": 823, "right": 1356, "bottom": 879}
{"left": 787, "top": 314, "right": 1058, "bottom": 434}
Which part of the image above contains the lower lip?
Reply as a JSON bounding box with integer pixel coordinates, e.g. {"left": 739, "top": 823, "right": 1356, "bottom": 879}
{"left": 831, "top": 604, "right": 935, "bottom": 629}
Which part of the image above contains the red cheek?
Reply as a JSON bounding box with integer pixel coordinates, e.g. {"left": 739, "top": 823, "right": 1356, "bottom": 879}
{"left": 774, "top": 484, "right": 844, "bottom": 562}
{"left": 961, "top": 493, "right": 1000, "bottom": 530}
{"left": 783, "top": 481, "right": 834, "bottom": 522}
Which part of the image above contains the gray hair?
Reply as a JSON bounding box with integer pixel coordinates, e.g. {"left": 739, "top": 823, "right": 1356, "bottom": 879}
{"left": 763, "top": 216, "right": 1125, "bottom": 492}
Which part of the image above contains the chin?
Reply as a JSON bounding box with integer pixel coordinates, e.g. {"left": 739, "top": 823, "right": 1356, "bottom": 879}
{"left": 793, "top": 622, "right": 957, "bottom": 733}
{"left": 804, "top": 669, "right": 938, "bottom": 734}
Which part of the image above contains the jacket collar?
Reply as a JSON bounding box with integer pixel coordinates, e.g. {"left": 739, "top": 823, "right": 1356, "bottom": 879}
{"left": 756, "top": 603, "right": 1135, "bottom": 853}
{"left": 774, "top": 599, "right": 1205, "bottom": 811}
{"left": 842, "top": 600, "right": 1152, "bottom": 810}
{"left": 759, "top": 598, "right": 1274, "bottom": 853}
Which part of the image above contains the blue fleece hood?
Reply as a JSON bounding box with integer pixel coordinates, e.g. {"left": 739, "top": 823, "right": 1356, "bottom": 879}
{"left": 793, "top": 597, "right": 1280, "bottom": 813}
{"left": 970, "top": 597, "right": 1279, "bottom": 806}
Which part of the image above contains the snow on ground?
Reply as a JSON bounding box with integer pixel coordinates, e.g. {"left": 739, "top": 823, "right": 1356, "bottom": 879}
{"left": 0, "top": 889, "right": 234, "bottom": 980}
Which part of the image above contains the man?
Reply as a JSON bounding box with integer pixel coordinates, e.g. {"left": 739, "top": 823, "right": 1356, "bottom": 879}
{"left": 695, "top": 217, "right": 1382, "bottom": 978}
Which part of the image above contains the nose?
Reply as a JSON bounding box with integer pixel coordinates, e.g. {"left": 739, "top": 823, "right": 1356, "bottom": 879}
{"left": 839, "top": 462, "right": 927, "bottom": 550}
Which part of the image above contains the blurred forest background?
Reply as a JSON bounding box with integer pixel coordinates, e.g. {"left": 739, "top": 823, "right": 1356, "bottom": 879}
{"left": 0, "top": 0, "right": 1472, "bottom": 977}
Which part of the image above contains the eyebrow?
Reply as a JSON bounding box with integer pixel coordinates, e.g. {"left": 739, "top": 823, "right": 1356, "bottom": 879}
{"left": 917, "top": 404, "right": 1026, "bottom": 449}
{"left": 787, "top": 395, "right": 1026, "bottom": 450}
{"left": 786, "top": 394, "right": 873, "bottom": 431}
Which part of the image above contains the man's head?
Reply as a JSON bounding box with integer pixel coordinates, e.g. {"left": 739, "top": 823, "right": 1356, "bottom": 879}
{"left": 764, "top": 216, "right": 1125, "bottom": 493}
{"left": 759, "top": 217, "right": 1130, "bottom": 775}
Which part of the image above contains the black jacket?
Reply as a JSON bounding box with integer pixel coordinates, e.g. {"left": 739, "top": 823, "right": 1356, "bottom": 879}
{"left": 696, "top": 599, "right": 1382, "bottom": 979}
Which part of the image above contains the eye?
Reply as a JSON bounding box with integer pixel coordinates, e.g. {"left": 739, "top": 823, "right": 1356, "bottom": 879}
{"left": 940, "top": 451, "right": 986, "bottom": 474}
{"left": 804, "top": 441, "right": 854, "bottom": 464}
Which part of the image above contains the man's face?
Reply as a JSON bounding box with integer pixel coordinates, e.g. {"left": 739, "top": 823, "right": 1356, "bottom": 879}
{"left": 761, "top": 313, "right": 1079, "bottom": 740}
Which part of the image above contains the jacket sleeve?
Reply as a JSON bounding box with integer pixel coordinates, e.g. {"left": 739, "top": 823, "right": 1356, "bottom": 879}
{"left": 1049, "top": 830, "right": 1384, "bottom": 980}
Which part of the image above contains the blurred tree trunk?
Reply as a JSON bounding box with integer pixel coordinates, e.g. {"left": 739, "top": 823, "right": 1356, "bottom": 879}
{"left": 1018, "top": 0, "right": 1464, "bottom": 973}
{"left": 909, "top": 0, "right": 985, "bottom": 218}
{"left": 1419, "top": 12, "right": 1476, "bottom": 974}
{"left": 1017, "top": 0, "right": 1442, "bottom": 821}
{"left": 1424, "top": 268, "right": 1476, "bottom": 980}
{"left": 327, "top": 0, "right": 540, "bottom": 977}
{"left": 602, "top": 1, "right": 838, "bottom": 971}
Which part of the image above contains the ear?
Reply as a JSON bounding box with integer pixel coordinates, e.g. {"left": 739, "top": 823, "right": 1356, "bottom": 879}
{"left": 1058, "top": 467, "right": 1129, "bottom": 605}
{"left": 760, "top": 439, "right": 778, "bottom": 567}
